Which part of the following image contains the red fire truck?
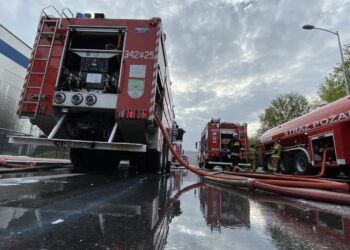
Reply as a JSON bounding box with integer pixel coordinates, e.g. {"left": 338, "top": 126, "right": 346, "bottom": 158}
{"left": 259, "top": 96, "right": 350, "bottom": 177}
{"left": 199, "top": 186, "right": 250, "bottom": 231}
{"left": 9, "top": 6, "right": 176, "bottom": 172}
{"left": 198, "top": 118, "right": 248, "bottom": 169}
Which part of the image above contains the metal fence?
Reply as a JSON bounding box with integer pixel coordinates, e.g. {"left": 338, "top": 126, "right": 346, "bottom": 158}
{"left": 0, "top": 128, "right": 69, "bottom": 159}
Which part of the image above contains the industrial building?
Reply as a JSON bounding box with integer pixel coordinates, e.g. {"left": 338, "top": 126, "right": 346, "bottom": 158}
{"left": 0, "top": 24, "right": 40, "bottom": 154}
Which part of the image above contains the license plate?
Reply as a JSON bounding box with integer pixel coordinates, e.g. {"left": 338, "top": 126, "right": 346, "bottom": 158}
{"left": 55, "top": 141, "right": 94, "bottom": 148}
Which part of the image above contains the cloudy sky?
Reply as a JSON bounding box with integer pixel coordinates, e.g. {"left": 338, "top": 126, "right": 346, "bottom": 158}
{"left": 2, "top": 0, "right": 349, "bottom": 149}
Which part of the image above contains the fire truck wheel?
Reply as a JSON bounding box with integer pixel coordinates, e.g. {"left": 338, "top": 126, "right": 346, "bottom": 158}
{"left": 325, "top": 168, "right": 341, "bottom": 178}
{"left": 70, "top": 148, "right": 99, "bottom": 170}
{"left": 294, "top": 151, "right": 312, "bottom": 175}
{"left": 70, "top": 149, "right": 119, "bottom": 171}
{"left": 93, "top": 150, "right": 120, "bottom": 171}
{"left": 146, "top": 151, "right": 162, "bottom": 173}
{"left": 279, "top": 154, "right": 294, "bottom": 174}
{"left": 341, "top": 166, "right": 350, "bottom": 178}
{"left": 263, "top": 156, "right": 272, "bottom": 172}
{"left": 70, "top": 148, "right": 86, "bottom": 169}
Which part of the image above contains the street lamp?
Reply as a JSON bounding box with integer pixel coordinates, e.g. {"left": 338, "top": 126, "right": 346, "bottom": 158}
{"left": 302, "top": 24, "right": 349, "bottom": 96}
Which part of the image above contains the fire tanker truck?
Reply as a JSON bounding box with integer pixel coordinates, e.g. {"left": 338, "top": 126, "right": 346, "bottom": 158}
{"left": 9, "top": 6, "right": 176, "bottom": 172}
{"left": 259, "top": 96, "right": 350, "bottom": 177}
{"left": 198, "top": 118, "right": 248, "bottom": 169}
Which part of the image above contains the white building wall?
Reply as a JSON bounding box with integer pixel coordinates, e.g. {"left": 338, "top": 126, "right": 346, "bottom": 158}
{"left": 0, "top": 24, "right": 40, "bottom": 136}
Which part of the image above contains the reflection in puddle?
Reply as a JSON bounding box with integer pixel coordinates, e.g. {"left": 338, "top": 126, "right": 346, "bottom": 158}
{"left": 0, "top": 170, "right": 349, "bottom": 249}
{"left": 199, "top": 186, "right": 250, "bottom": 231}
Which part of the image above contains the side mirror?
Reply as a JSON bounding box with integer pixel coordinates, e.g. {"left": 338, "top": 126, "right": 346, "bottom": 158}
{"left": 195, "top": 142, "right": 198, "bottom": 149}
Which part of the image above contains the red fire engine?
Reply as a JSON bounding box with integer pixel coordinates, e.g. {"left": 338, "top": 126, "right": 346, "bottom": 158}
{"left": 9, "top": 6, "right": 176, "bottom": 172}
{"left": 198, "top": 118, "right": 248, "bottom": 169}
{"left": 259, "top": 96, "right": 350, "bottom": 177}
{"left": 199, "top": 186, "right": 250, "bottom": 231}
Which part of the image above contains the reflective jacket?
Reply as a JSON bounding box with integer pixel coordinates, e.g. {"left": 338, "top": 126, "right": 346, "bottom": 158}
{"left": 272, "top": 142, "right": 282, "bottom": 158}
{"left": 229, "top": 140, "right": 241, "bottom": 157}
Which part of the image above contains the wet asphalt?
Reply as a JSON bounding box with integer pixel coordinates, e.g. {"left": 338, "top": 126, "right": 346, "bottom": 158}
{"left": 0, "top": 166, "right": 350, "bottom": 250}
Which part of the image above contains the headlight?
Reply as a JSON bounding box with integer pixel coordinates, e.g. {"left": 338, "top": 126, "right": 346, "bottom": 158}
{"left": 54, "top": 92, "right": 66, "bottom": 104}
{"left": 71, "top": 93, "right": 83, "bottom": 105}
{"left": 85, "top": 94, "right": 97, "bottom": 106}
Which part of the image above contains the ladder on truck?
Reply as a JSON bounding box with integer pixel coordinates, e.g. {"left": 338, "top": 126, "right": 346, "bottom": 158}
{"left": 238, "top": 126, "right": 248, "bottom": 160}
{"left": 18, "top": 6, "right": 73, "bottom": 119}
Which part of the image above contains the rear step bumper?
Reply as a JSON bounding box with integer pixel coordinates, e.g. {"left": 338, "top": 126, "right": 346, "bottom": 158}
{"left": 208, "top": 161, "right": 232, "bottom": 166}
{"left": 9, "top": 136, "right": 146, "bottom": 152}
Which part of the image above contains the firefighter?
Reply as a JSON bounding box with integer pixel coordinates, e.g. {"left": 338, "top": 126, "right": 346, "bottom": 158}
{"left": 249, "top": 144, "right": 257, "bottom": 171}
{"left": 271, "top": 140, "right": 282, "bottom": 173}
{"left": 229, "top": 137, "right": 241, "bottom": 171}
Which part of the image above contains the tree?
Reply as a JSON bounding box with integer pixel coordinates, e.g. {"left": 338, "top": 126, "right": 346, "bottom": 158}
{"left": 259, "top": 92, "right": 311, "bottom": 130}
{"left": 248, "top": 136, "right": 260, "bottom": 146}
{"left": 318, "top": 45, "right": 350, "bottom": 103}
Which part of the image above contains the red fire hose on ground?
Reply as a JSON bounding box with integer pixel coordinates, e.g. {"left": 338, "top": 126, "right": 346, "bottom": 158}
{"left": 155, "top": 116, "right": 350, "bottom": 205}
{"left": 0, "top": 156, "right": 35, "bottom": 168}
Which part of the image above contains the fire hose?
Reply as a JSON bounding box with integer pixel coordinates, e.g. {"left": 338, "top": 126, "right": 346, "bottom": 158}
{"left": 0, "top": 157, "right": 35, "bottom": 168}
{"left": 154, "top": 115, "right": 350, "bottom": 205}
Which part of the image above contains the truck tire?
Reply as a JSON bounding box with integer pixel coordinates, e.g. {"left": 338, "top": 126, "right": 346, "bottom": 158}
{"left": 70, "top": 148, "right": 119, "bottom": 171}
{"left": 294, "top": 151, "right": 312, "bottom": 175}
{"left": 70, "top": 148, "right": 86, "bottom": 169}
{"left": 263, "top": 155, "right": 272, "bottom": 172}
{"left": 70, "top": 148, "right": 98, "bottom": 170}
{"left": 146, "top": 151, "right": 162, "bottom": 173}
{"left": 279, "top": 154, "right": 294, "bottom": 174}
{"left": 95, "top": 150, "right": 120, "bottom": 171}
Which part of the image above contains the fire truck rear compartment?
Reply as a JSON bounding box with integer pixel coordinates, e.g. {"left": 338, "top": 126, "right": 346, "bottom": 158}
{"left": 56, "top": 27, "right": 125, "bottom": 93}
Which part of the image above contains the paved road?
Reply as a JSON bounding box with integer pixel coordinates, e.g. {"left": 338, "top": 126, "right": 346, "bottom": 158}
{"left": 0, "top": 167, "right": 350, "bottom": 249}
